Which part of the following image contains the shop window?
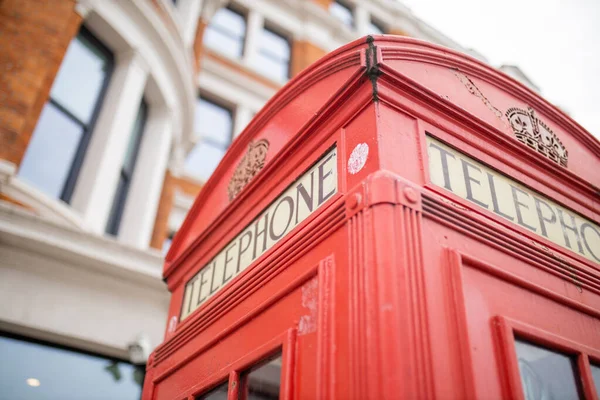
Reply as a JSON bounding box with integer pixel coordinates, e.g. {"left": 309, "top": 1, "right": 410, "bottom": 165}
{"left": 514, "top": 338, "right": 583, "bottom": 400}
{"left": 329, "top": 0, "right": 354, "bottom": 28}
{"left": 0, "top": 335, "right": 143, "bottom": 399}
{"left": 185, "top": 97, "right": 233, "bottom": 182}
{"left": 18, "top": 27, "right": 113, "bottom": 202}
{"left": 368, "top": 18, "right": 385, "bottom": 35}
{"left": 197, "top": 381, "right": 228, "bottom": 400}
{"left": 105, "top": 99, "right": 148, "bottom": 236}
{"left": 204, "top": 6, "right": 246, "bottom": 59}
{"left": 254, "top": 25, "right": 290, "bottom": 82}
{"left": 239, "top": 352, "right": 282, "bottom": 400}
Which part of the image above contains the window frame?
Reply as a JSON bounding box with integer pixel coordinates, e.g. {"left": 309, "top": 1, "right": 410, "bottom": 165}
{"left": 256, "top": 23, "right": 291, "bottom": 81}
{"left": 185, "top": 95, "right": 235, "bottom": 182}
{"left": 329, "top": 0, "right": 355, "bottom": 28}
{"left": 105, "top": 99, "right": 149, "bottom": 236}
{"left": 189, "top": 329, "right": 295, "bottom": 400}
{"left": 56, "top": 26, "right": 115, "bottom": 204}
{"left": 203, "top": 5, "right": 248, "bottom": 59}
{"left": 368, "top": 17, "right": 386, "bottom": 35}
{"left": 494, "top": 316, "right": 600, "bottom": 400}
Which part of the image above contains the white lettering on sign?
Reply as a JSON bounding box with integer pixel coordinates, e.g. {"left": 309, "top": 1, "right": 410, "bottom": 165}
{"left": 180, "top": 147, "right": 338, "bottom": 320}
{"left": 427, "top": 136, "right": 600, "bottom": 264}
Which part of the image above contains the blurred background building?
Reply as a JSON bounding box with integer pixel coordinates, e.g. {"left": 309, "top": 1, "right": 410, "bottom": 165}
{"left": 0, "top": 0, "right": 538, "bottom": 397}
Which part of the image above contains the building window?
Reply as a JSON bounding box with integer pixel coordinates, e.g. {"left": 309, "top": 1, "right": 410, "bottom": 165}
{"left": 368, "top": 18, "right": 385, "bottom": 35}
{"left": 185, "top": 97, "right": 233, "bottom": 182}
{"left": 105, "top": 100, "right": 148, "bottom": 236}
{"left": 18, "top": 27, "right": 113, "bottom": 202}
{"left": 204, "top": 6, "right": 246, "bottom": 59}
{"left": 330, "top": 0, "right": 354, "bottom": 28}
{"left": 162, "top": 231, "right": 175, "bottom": 256}
{"left": 0, "top": 334, "right": 143, "bottom": 399}
{"left": 254, "top": 25, "right": 290, "bottom": 82}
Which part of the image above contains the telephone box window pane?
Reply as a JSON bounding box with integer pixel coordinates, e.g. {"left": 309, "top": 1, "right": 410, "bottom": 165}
{"left": 50, "top": 32, "right": 112, "bottom": 124}
{"left": 239, "top": 353, "right": 282, "bottom": 400}
{"left": 330, "top": 1, "right": 354, "bottom": 27}
{"left": 0, "top": 335, "right": 142, "bottom": 400}
{"left": 18, "top": 102, "right": 84, "bottom": 199}
{"left": 204, "top": 7, "right": 246, "bottom": 59}
{"left": 197, "top": 381, "right": 228, "bottom": 400}
{"left": 591, "top": 364, "right": 600, "bottom": 394}
{"left": 185, "top": 142, "right": 226, "bottom": 182}
{"left": 514, "top": 339, "right": 582, "bottom": 400}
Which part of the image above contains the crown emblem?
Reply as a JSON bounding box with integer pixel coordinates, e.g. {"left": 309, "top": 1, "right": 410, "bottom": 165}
{"left": 227, "top": 139, "right": 269, "bottom": 201}
{"left": 505, "top": 106, "right": 568, "bottom": 167}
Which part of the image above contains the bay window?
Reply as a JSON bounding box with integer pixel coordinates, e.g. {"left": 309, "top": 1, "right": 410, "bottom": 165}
{"left": 18, "top": 27, "right": 113, "bottom": 202}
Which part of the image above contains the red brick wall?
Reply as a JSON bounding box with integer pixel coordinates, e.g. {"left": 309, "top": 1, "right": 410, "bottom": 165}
{"left": 0, "top": 0, "right": 82, "bottom": 166}
{"left": 291, "top": 40, "right": 327, "bottom": 78}
{"left": 150, "top": 171, "right": 204, "bottom": 250}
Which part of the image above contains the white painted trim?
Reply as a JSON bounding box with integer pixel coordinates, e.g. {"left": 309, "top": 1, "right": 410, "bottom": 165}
{"left": 242, "top": 9, "right": 264, "bottom": 65}
{"left": 0, "top": 161, "right": 85, "bottom": 229}
{"left": 178, "top": 0, "right": 204, "bottom": 47}
{"left": 0, "top": 202, "right": 164, "bottom": 287}
{"left": 200, "top": 55, "right": 276, "bottom": 108}
{"left": 0, "top": 202, "right": 165, "bottom": 289}
{"left": 118, "top": 106, "right": 174, "bottom": 249}
{"left": 70, "top": 49, "right": 150, "bottom": 234}
{"left": 234, "top": 106, "right": 254, "bottom": 138}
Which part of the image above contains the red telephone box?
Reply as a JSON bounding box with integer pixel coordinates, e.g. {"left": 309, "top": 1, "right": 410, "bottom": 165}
{"left": 143, "top": 36, "right": 600, "bottom": 400}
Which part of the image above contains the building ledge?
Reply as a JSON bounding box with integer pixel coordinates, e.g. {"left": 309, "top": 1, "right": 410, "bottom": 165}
{"left": 0, "top": 201, "right": 165, "bottom": 291}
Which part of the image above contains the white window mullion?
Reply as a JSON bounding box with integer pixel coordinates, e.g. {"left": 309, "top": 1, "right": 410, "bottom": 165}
{"left": 233, "top": 106, "right": 254, "bottom": 138}
{"left": 355, "top": 5, "right": 370, "bottom": 36}
{"left": 118, "top": 106, "right": 173, "bottom": 249}
{"left": 242, "top": 10, "right": 264, "bottom": 66}
{"left": 70, "top": 50, "right": 149, "bottom": 233}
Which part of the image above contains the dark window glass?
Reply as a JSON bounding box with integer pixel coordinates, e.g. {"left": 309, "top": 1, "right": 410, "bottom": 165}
{"left": 204, "top": 7, "right": 246, "bottom": 58}
{"left": 162, "top": 231, "right": 175, "bottom": 256}
{"left": 239, "top": 352, "right": 282, "bottom": 400}
{"left": 197, "top": 381, "right": 228, "bottom": 400}
{"left": 255, "top": 26, "right": 290, "bottom": 82}
{"left": 18, "top": 103, "right": 84, "bottom": 199}
{"left": 514, "top": 338, "right": 582, "bottom": 400}
{"left": 368, "top": 19, "right": 385, "bottom": 35}
{"left": 591, "top": 363, "right": 600, "bottom": 395}
{"left": 330, "top": 0, "right": 354, "bottom": 27}
{"left": 18, "top": 27, "right": 113, "bottom": 202}
{"left": 105, "top": 100, "right": 148, "bottom": 236}
{"left": 0, "top": 335, "right": 143, "bottom": 400}
{"left": 185, "top": 98, "right": 233, "bottom": 182}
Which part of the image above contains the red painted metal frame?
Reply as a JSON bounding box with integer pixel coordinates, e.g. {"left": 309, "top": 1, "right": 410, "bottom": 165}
{"left": 143, "top": 36, "right": 600, "bottom": 399}
{"left": 494, "top": 316, "right": 600, "bottom": 400}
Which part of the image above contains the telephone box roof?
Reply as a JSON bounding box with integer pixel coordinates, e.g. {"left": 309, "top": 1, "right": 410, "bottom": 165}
{"left": 165, "top": 35, "right": 600, "bottom": 283}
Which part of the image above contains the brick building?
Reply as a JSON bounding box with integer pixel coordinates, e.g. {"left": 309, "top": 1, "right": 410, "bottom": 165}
{"left": 0, "top": 0, "right": 535, "bottom": 397}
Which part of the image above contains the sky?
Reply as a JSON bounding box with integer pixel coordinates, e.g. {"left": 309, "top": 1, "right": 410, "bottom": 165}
{"left": 401, "top": 0, "right": 600, "bottom": 140}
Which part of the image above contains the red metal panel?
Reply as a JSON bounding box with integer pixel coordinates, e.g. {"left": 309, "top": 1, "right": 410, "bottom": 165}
{"left": 144, "top": 36, "right": 600, "bottom": 400}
